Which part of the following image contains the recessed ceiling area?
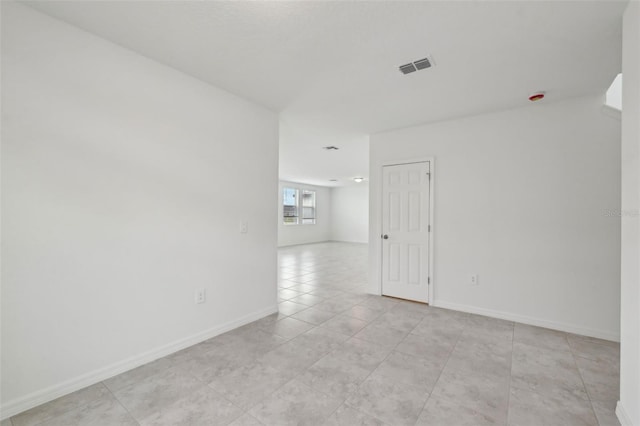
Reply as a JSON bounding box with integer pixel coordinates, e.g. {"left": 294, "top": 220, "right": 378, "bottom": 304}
{"left": 24, "top": 0, "right": 626, "bottom": 187}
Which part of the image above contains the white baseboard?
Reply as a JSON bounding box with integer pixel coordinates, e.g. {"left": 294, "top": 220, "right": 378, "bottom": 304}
{"left": 328, "top": 239, "right": 369, "bottom": 244}
{"left": 431, "top": 299, "right": 620, "bottom": 342}
{"left": 277, "top": 240, "right": 331, "bottom": 248}
{"left": 616, "top": 401, "right": 633, "bottom": 426}
{"left": 0, "top": 304, "right": 278, "bottom": 420}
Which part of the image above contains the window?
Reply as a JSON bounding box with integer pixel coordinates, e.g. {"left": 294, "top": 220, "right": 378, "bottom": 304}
{"left": 283, "top": 187, "right": 316, "bottom": 225}
{"left": 283, "top": 187, "right": 299, "bottom": 224}
{"left": 301, "top": 190, "right": 316, "bottom": 224}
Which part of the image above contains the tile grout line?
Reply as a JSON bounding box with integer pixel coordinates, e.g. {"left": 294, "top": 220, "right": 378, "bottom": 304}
{"left": 295, "top": 300, "right": 400, "bottom": 424}
{"left": 412, "top": 316, "right": 469, "bottom": 426}
{"left": 340, "top": 308, "right": 428, "bottom": 426}
{"left": 14, "top": 383, "right": 117, "bottom": 426}
{"left": 206, "top": 384, "right": 255, "bottom": 426}
{"left": 241, "top": 313, "right": 354, "bottom": 423}
{"left": 103, "top": 381, "right": 141, "bottom": 426}
{"left": 568, "top": 335, "right": 602, "bottom": 425}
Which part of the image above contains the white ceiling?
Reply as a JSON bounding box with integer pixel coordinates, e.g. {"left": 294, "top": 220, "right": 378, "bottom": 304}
{"left": 25, "top": 0, "right": 626, "bottom": 187}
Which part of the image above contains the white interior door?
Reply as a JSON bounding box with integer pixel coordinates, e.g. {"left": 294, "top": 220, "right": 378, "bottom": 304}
{"left": 381, "top": 162, "right": 430, "bottom": 303}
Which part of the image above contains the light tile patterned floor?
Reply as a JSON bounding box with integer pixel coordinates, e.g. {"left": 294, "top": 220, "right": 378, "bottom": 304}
{"left": 6, "top": 242, "right": 621, "bottom": 426}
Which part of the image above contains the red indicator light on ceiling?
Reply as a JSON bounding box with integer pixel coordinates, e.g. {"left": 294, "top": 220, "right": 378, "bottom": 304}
{"left": 528, "top": 92, "right": 545, "bottom": 102}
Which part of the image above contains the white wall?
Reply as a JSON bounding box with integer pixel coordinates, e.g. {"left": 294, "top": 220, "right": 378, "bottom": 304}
{"left": 277, "top": 181, "right": 331, "bottom": 247}
{"left": 370, "top": 95, "right": 621, "bottom": 341}
{"left": 1, "top": 2, "right": 278, "bottom": 417}
{"left": 330, "top": 183, "right": 369, "bottom": 243}
{"left": 618, "top": 1, "right": 640, "bottom": 424}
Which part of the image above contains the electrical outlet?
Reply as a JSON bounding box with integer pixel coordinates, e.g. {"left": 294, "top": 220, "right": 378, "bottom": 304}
{"left": 469, "top": 274, "right": 478, "bottom": 286}
{"left": 240, "top": 220, "right": 248, "bottom": 234}
{"left": 195, "top": 288, "right": 206, "bottom": 304}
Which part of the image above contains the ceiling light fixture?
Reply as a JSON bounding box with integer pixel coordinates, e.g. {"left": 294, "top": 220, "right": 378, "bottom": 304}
{"left": 354, "top": 177, "right": 364, "bottom": 183}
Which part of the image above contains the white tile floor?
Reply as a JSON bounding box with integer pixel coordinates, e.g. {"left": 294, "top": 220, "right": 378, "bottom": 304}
{"left": 6, "top": 242, "right": 621, "bottom": 426}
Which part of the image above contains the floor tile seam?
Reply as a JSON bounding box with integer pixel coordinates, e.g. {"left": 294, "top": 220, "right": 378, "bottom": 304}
{"left": 185, "top": 348, "right": 264, "bottom": 391}
{"left": 340, "top": 394, "right": 390, "bottom": 426}
{"left": 341, "top": 328, "right": 413, "bottom": 424}
{"left": 228, "top": 337, "right": 293, "bottom": 358}
{"left": 568, "top": 341, "right": 601, "bottom": 424}
{"left": 403, "top": 313, "right": 425, "bottom": 339}
{"left": 287, "top": 310, "right": 329, "bottom": 327}
{"left": 343, "top": 401, "right": 391, "bottom": 426}
{"left": 17, "top": 412, "right": 64, "bottom": 426}
{"left": 125, "top": 369, "right": 211, "bottom": 422}
{"left": 102, "top": 379, "right": 142, "bottom": 426}
{"left": 297, "top": 335, "right": 351, "bottom": 380}
{"left": 572, "top": 352, "right": 620, "bottom": 370}
{"left": 511, "top": 339, "right": 577, "bottom": 358}
{"left": 247, "top": 342, "right": 352, "bottom": 413}
{"left": 508, "top": 378, "right": 593, "bottom": 404}
{"left": 567, "top": 349, "right": 620, "bottom": 369}
{"left": 202, "top": 383, "right": 251, "bottom": 425}
{"left": 294, "top": 322, "right": 354, "bottom": 349}
{"left": 345, "top": 339, "right": 428, "bottom": 425}
{"left": 322, "top": 402, "right": 345, "bottom": 425}
{"left": 507, "top": 383, "right": 603, "bottom": 426}
{"left": 342, "top": 309, "right": 383, "bottom": 323}
{"left": 393, "top": 330, "right": 457, "bottom": 361}
{"left": 567, "top": 335, "right": 620, "bottom": 349}
{"left": 271, "top": 327, "right": 313, "bottom": 341}
{"left": 413, "top": 320, "right": 465, "bottom": 425}
{"left": 11, "top": 383, "right": 116, "bottom": 426}
{"left": 27, "top": 415, "right": 59, "bottom": 426}
{"left": 229, "top": 371, "right": 295, "bottom": 416}
{"left": 274, "top": 372, "right": 351, "bottom": 418}
{"left": 242, "top": 413, "right": 265, "bottom": 426}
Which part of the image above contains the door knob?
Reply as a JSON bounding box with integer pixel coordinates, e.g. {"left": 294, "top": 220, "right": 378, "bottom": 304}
{"left": 382, "top": 234, "right": 389, "bottom": 239}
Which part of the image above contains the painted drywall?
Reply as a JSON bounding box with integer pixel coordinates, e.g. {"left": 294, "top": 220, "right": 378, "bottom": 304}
{"left": 330, "top": 183, "right": 369, "bottom": 243}
{"left": 618, "top": 1, "right": 640, "bottom": 424}
{"left": 277, "top": 181, "right": 331, "bottom": 247}
{"left": 370, "top": 95, "right": 621, "bottom": 340}
{"left": 606, "top": 73, "right": 623, "bottom": 111}
{"left": 1, "top": 2, "right": 278, "bottom": 417}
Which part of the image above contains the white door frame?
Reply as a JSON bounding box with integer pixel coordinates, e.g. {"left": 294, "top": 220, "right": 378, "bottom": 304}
{"left": 370, "top": 157, "right": 435, "bottom": 304}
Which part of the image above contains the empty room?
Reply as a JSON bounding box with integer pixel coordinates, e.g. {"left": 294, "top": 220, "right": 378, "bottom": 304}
{"left": 1, "top": 1, "right": 639, "bottom": 426}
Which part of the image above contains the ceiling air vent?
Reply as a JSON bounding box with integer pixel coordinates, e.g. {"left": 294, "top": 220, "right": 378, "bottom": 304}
{"left": 414, "top": 57, "right": 432, "bottom": 70}
{"left": 399, "top": 63, "right": 417, "bottom": 74}
{"left": 323, "top": 146, "right": 339, "bottom": 150}
{"left": 399, "top": 56, "right": 433, "bottom": 75}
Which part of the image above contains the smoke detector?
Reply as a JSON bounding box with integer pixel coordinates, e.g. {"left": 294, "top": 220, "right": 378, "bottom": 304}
{"left": 399, "top": 56, "right": 434, "bottom": 75}
{"left": 528, "top": 91, "right": 545, "bottom": 102}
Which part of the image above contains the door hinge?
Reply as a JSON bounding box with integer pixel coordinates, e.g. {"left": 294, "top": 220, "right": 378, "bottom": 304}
{"left": 428, "top": 277, "right": 431, "bottom": 284}
{"left": 428, "top": 225, "right": 431, "bottom": 232}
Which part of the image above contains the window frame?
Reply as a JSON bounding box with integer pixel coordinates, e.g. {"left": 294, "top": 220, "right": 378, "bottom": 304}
{"left": 300, "top": 189, "right": 317, "bottom": 225}
{"left": 282, "top": 186, "right": 316, "bottom": 226}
